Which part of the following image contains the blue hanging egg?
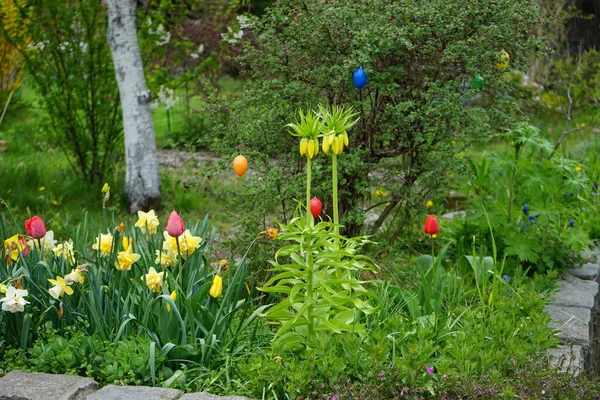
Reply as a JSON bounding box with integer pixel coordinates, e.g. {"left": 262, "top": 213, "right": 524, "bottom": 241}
{"left": 353, "top": 67, "right": 367, "bottom": 89}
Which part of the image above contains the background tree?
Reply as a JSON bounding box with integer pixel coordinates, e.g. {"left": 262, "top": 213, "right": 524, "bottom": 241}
{"left": 106, "top": 0, "right": 161, "bottom": 213}
{"left": 0, "top": 0, "right": 122, "bottom": 185}
{"left": 203, "top": 0, "right": 540, "bottom": 241}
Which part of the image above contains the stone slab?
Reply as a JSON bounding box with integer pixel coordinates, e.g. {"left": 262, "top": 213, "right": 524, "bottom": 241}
{"left": 180, "top": 393, "right": 254, "bottom": 400}
{"left": 441, "top": 211, "right": 467, "bottom": 221}
{"left": 549, "top": 275, "right": 598, "bottom": 309}
{"left": 545, "top": 304, "right": 592, "bottom": 345}
{"left": 569, "top": 263, "right": 600, "bottom": 281}
{"left": 86, "top": 385, "right": 181, "bottom": 400}
{"left": 0, "top": 370, "right": 98, "bottom": 400}
{"left": 548, "top": 344, "right": 585, "bottom": 373}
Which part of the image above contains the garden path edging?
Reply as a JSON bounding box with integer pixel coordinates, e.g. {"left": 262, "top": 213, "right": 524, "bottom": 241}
{"left": 545, "top": 251, "right": 600, "bottom": 375}
{"left": 0, "top": 370, "right": 254, "bottom": 400}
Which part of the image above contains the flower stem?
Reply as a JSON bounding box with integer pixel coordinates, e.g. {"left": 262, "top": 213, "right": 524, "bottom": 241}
{"left": 306, "top": 245, "right": 314, "bottom": 337}
{"left": 175, "top": 237, "right": 182, "bottom": 288}
{"left": 332, "top": 153, "right": 339, "bottom": 235}
{"left": 306, "top": 156, "right": 312, "bottom": 226}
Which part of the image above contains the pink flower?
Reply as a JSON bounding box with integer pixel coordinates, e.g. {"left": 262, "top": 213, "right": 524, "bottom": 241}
{"left": 165, "top": 211, "right": 185, "bottom": 237}
{"left": 425, "top": 365, "right": 434, "bottom": 375}
{"left": 25, "top": 216, "right": 46, "bottom": 239}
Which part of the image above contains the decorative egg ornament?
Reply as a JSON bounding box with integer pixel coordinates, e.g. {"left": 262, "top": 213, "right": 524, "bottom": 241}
{"left": 310, "top": 197, "right": 323, "bottom": 218}
{"left": 352, "top": 67, "right": 367, "bottom": 89}
{"left": 471, "top": 75, "right": 484, "bottom": 89}
{"left": 496, "top": 50, "right": 510, "bottom": 70}
{"left": 233, "top": 155, "right": 248, "bottom": 176}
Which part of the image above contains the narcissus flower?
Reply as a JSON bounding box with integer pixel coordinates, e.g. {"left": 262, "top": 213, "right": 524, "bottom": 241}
{"left": 162, "top": 229, "right": 201, "bottom": 259}
{"left": 53, "top": 239, "right": 75, "bottom": 265}
{"left": 92, "top": 232, "right": 113, "bottom": 256}
{"left": 135, "top": 209, "right": 160, "bottom": 234}
{"left": 144, "top": 267, "right": 165, "bottom": 293}
{"left": 115, "top": 244, "right": 141, "bottom": 271}
{"left": 4, "top": 234, "right": 28, "bottom": 263}
{"left": 0, "top": 283, "right": 6, "bottom": 294}
{"left": 64, "top": 266, "right": 86, "bottom": 285}
{"left": 28, "top": 230, "right": 57, "bottom": 252}
{"left": 25, "top": 216, "right": 46, "bottom": 239}
{"left": 425, "top": 200, "right": 433, "bottom": 208}
{"left": 48, "top": 276, "right": 74, "bottom": 299}
{"left": 166, "top": 211, "right": 185, "bottom": 237}
{"left": 155, "top": 249, "right": 178, "bottom": 268}
{"left": 1, "top": 286, "right": 30, "bottom": 313}
{"left": 209, "top": 275, "right": 223, "bottom": 298}
{"left": 423, "top": 215, "right": 440, "bottom": 237}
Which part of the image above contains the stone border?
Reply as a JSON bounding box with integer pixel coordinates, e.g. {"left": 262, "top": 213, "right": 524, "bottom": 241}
{"left": 0, "top": 371, "right": 253, "bottom": 400}
{"left": 545, "top": 249, "right": 600, "bottom": 375}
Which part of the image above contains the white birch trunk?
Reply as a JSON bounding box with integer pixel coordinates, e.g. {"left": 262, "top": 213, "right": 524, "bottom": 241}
{"left": 106, "top": 0, "right": 160, "bottom": 213}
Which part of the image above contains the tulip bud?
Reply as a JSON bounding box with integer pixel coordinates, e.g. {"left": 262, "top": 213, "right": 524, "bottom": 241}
{"left": 209, "top": 275, "right": 223, "bottom": 298}
{"left": 25, "top": 216, "right": 46, "bottom": 239}
{"left": 423, "top": 215, "right": 440, "bottom": 236}
{"left": 166, "top": 211, "right": 185, "bottom": 238}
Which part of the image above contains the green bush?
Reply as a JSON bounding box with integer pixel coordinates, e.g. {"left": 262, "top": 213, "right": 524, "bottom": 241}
{"left": 203, "top": 0, "right": 540, "bottom": 240}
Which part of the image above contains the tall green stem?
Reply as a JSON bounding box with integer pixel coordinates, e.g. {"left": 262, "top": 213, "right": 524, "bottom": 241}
{"left": 332, "top": 153, "right": 339, "bottom": 235}
{"left": 306, "top": 245, "right": 314, "bottom": 337}
{"left": 306, "top": 156, "right": 312, "bottom": 226}
{"left": 175, "top": 237, "right": 183, "bottom": 288}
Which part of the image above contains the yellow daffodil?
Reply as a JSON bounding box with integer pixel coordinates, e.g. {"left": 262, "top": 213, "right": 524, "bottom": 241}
{"left": 92, "top": 232, "right": 113, "bottom": 256}
{"left": 4, "top": 234, "right": 26, "bottom": 262}
{"left": 135, "top": 210, "right": 160, "bottom": 234}
{"left": 426, "top": 200, "right": 434, "bottom": 208}
{"left": 122, "top": 236, "right": 131, "bottom": 251}
{"left": 155, "top": 249, "right": 178, "bottom": 268}
{"left": 209, "top": 275, "right": 223, "bottom": 298}
{"left": 144, "top": 267, "right": 165, "bottom": 293}
{"left": 0, "top": 283, "right": 7, "bottom": 294}
{"left": 48, "top": 276, "right": 74, "bottom": 299}
{"left": 575, "top": 165, "right": 583, "bottom": 172}
{"left": 64, "top": 267, "right": 85, "bottom": 285}
{"left": 218, "top": 259, "right": 229, "bottom": 272}
{"left": 101, "top": 183, "right": 110, "bottom": 193}
{"left": 162, "top": 229, "right": 201, "bottom": 259}
{"left": 53, "top": 239, "right": 75, "bottom": 265}
{"left": 166, "top": 290, "right": 177, "bottom": 312}
{"left": 115, "top": 244, "right": 141, "bottom": 271}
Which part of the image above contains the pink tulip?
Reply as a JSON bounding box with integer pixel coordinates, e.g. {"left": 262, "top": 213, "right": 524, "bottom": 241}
{"left": 25, "top": 216, "right": 46, "bottom": 239}
{"left": 166, "top": 211, "right": 185, "bottom": 237}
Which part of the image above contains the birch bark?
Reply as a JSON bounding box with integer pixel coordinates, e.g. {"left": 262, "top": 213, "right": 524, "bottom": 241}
{"left": 106, "top": 0, "right": 160, "bottom": 213}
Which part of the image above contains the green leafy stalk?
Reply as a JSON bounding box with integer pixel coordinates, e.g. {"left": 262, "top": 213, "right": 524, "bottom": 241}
{"left": 332, "top": 154, "right": 338, "bottom": 233}
{"left": 306, "top": 156, "right": 312, "bottom": 226}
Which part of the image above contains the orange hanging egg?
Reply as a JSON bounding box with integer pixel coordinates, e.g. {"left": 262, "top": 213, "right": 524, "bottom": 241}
{"left": 233, "top": 155, "right": 248, "bottom": 176}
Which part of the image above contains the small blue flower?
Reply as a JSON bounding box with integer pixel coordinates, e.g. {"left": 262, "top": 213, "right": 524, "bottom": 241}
{"left": 502, "top": 275, "right": 509, "bottom": 282}
{"left": 522, "top": 204, "right": 529, "bottom": 215}
{"left": 569, "top": 219, "right": 575, "bottom": 227}
{"left": 594, "top": 181, "right": 599, "bottom": 191}
{"left": 498, "top": 171, "right": 503, "bottom": 176}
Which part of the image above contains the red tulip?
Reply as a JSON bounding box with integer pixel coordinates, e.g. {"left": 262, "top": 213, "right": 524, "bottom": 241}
{"left": 423, "top": 215, "right": 440, "bottom": 236}
{"left": 310, "top": 197, "right": 322, "bottom": 218}
{"left": 166, "top": 211, "right": 185, "bottom": 237}
{"left": 25, "top": 216, "right": 46, "bottom": 239}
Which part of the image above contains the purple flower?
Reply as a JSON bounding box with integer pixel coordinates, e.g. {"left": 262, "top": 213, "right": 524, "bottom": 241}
{"left": 569, "top": 219, "right": 575, "bottom": 227}
{"left": 378, "top": 371, "right": 385, "bottom": 377}
{"left": 332, "top": 396, "right": 340, "bottom": 400}
{"left": 503, "top": 275, "right": 509, "bottom": 282}
{"left": 522, "top": 204, "right": 529, "bottom": 215}
{"left": 594, "top": 181, "right": 599, "bottom": 191}
{"left": 425, "top": 365, "right": 434, "bottom": 375}
{"left": 476, "top": 386, "right": 483, "bottom": 396}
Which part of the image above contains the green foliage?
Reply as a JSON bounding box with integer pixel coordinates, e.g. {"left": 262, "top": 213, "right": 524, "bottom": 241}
{"left": 448, "top": 123, "right": 594, "bottom": 272}
{"left": 0, "top": 0, "right": 122, "bottom": 184}
{"left": 259, "top": 215, "right": 378, "bottom": 351}
{"left": 202, "top": 0, "right": 540, "bottom": 239}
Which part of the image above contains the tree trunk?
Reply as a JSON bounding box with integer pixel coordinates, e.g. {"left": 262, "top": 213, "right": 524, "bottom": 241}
{"left": 105, "top": 0, "right": 160, "bottom": 213}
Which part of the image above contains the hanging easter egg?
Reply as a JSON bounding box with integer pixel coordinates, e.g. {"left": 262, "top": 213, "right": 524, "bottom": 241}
{"left": 352, "top": 67, "right": 367, "bottom": 89}
{"left": 495, "top": 51, "right": 510, "bottom": 70}
{"left": 233, "top": 155, "right": 248, "bottom": 176}
{"left": 310, "top": 197, "right": 323, "bottom": 218}
{"left": 471, "top": 75, "right": 484, "bottom": 89}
